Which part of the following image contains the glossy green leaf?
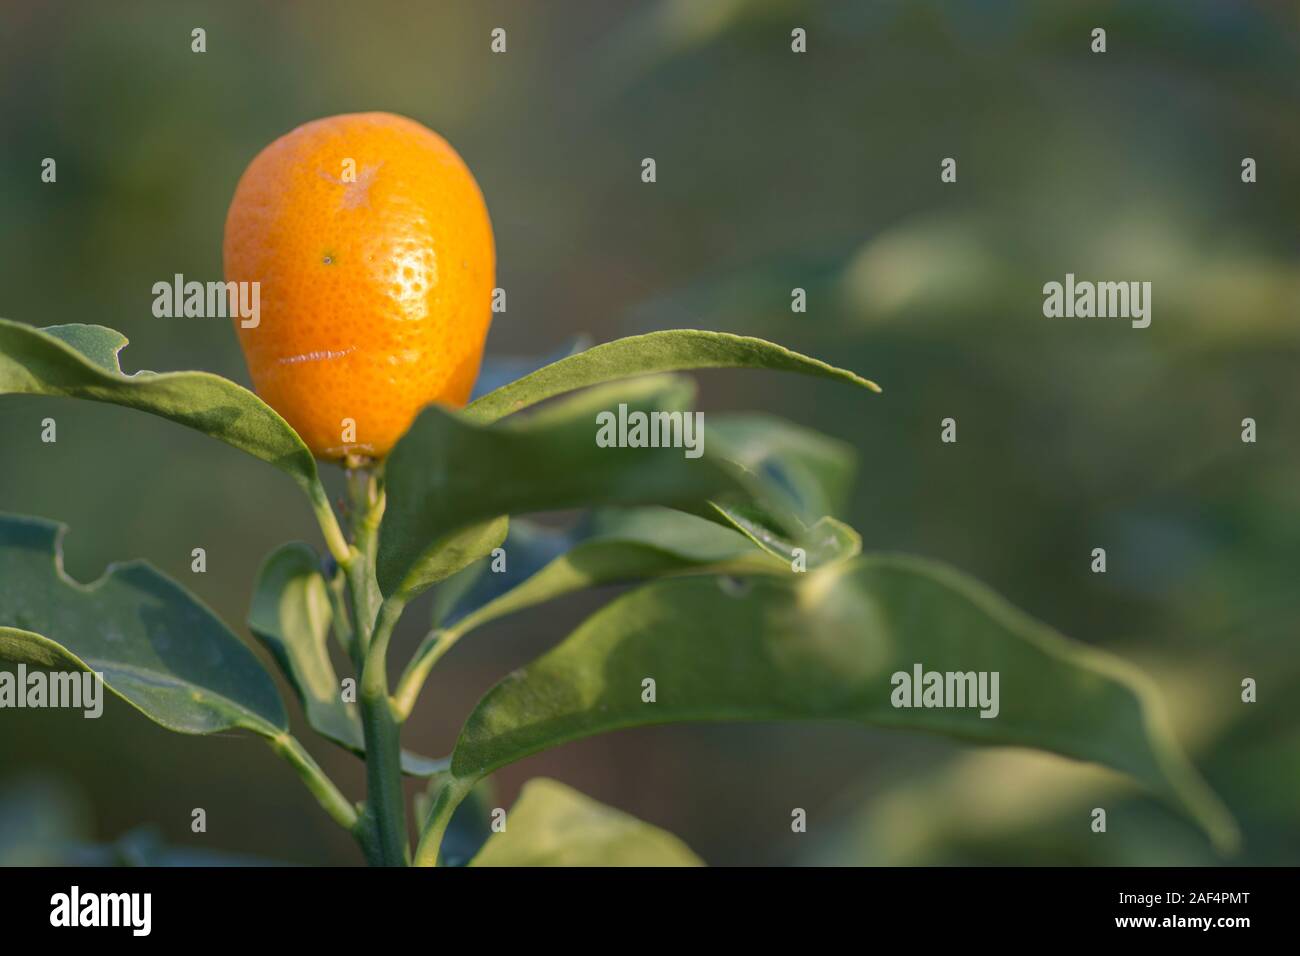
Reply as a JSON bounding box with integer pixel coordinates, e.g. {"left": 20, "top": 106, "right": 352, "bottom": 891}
{"left": 449, "top": 556, "right": 1238, "bottom": 851}
{"left": 709, "top": 505, "right": 861, "bottom": 568}
{"left": 709, "top": 414, "right": 857, "bottom": 520}
{"left": 463, "top": 329, "right": 879, "bottom": 425}
{"left": 247, "top": 542, "right": 448, "bottom": 776}
{"left": 249, "top": 544, "right": 344, "bottom": 736}
{"left": 0, "top": 318, "right": 324, "bottom": 502}
{"left": 41, "top": 324, "right": 131, "bottom": 371}
{"left": 693, "top": 414, "right": 861, "bottom": 565}
{"left": 377, "top": 374, "right": 793, "bottom": 599}
{"left": 438, "top": 508, "right": 783, "bottom": 637}
{"left": 388, "top": 518, "right": 510, "bottom": 605}
{"left": 0, "top": 513, "right": 285, "bottom": 737}
{"left": 469, "top": 778, "right": 703, "bottom": 867}
{"left": 398, "top": 509, "right": 791, "bottom": 715}
{"left": 471, "top": 337, "right": 590, "bottom": 400}
{"left": 430, "top": 519, "right": 571, "bottom": 629}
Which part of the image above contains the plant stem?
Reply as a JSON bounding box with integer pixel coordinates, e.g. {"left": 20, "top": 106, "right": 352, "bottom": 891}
{"left": 392, "top": 573, "right": 525, "bottom": 719}
{"left": 393, "top": 589, "right": 510, "bottom": 720}
{"left": 350, "top": 461, "right": 409, "bottom": 863}
{"left": 270, "top": 733, "right": 359, "bottom": 832}
{"left": 357, "top": 689, "right": 407, "bottom": 865}
{"left": 358, "top": 596, "right": 408, "bottom": 864}
{"left": 413, "top": 775, "right": 474, "bottom": 867}
{"left": 344, "top": 467, "right": 385, "bottom": 647}
{"left": 345, "top": 551, "right": 375, "bottom": 659}
{"left": 296, "top": 462, "right": 419, "bottom": 865}
{"left": 393, "top": 627, "right": 457, "bottom": 720}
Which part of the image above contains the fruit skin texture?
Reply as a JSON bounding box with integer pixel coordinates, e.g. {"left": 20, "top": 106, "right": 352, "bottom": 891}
{"left": 224, "top": 112, "right": 495, "bottom": 460}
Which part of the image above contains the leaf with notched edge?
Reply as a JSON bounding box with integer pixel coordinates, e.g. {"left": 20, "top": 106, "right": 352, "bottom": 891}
{"left": 0, "top": 318, "right": 325, "bottom": 503}
{"left": 0, "top": 513, "right": 285, "bottom": 737}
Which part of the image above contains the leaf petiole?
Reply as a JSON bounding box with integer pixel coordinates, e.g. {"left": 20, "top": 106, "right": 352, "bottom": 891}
{"left": 309, "top": 479, "right": 351, "bottom": 567}
{"left": 269, "top": 732, "right": 359, "bottom": 832}
{"left": 413, "top": 775, "right": 475, "bottom": 867}
{"left": 393, "top": 628, "right": 457, "bottom": 721}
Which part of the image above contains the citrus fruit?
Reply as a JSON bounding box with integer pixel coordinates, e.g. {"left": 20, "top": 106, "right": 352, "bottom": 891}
{"left": 223, "top": 112, "right": 495, "bottom": 461}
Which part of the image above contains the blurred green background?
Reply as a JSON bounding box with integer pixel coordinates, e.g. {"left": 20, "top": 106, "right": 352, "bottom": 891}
{"left": 2, "top": 0, "right": 1298, "bottom": 865}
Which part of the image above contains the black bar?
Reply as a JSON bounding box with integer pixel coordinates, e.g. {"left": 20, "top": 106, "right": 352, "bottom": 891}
{"left": 1, "top": 866, "right": 1285, "bottom": 941}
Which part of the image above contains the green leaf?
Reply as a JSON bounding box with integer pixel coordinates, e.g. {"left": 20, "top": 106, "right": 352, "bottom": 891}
{"left": 463, "top": 329, "right": 879, "bottom": 425}
{"left": 0, "top": 513, "right": 285, "bottom": 737}
{"left": 377, "top": 374, "right": 793, "bottom": 600}
{"left": 430, "top": 519, "right": 571, "bottom": 629}
{"left": 41, "top": 324, "right": 131, "bottom": 371}
{"left": 438, "top": 508, "right": 784, "bottom": 638}
{"left": 397, "top": 507, "right": 835, "bottom": 718}
{"left": 390, "top": 518, "right": 510, "bottom": 605}
{"left": 709, "top": 505, "right": 861, "bottom": 568}
{"left": 471, "top": 337, "right": 590, "bottom": 400}
{"left": 0, "top": 318, "right": 326, "bottom": 505}
{"left": 448, "top": 556, "right": 1238, "bottom": 852}
{"left": 248, "top": 544, "right": 358, "bottom": 742}
{"left": 247, "top": 543, "right": 448, "bottom": 776}
{"left": 469, "top": 778, "right": 703, "bottom": 867}
{"left": 696, "top": 415, "right": 861, "bottom": 566}
{"left": 709, "top": 414, "right": 857, "bottom": 519}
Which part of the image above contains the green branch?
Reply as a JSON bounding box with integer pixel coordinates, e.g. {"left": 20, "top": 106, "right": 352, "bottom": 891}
{"left": 413, "top": 775, "right": 474, "bottom": 867}
{"left": 269, "top": 733, "right": 358, "bottom": 832}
